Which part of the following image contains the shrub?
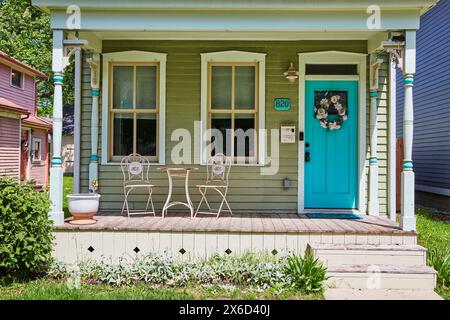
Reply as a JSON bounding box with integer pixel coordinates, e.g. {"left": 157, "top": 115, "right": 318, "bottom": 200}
{"left": 0, "top": 177, "right": 54, "bottom": 278}
{"left": 427, "top": 248, "right": 450, "bottom": 288}
{"left": 284, "top": 251, "right": 327, "bottom": 293}
{"left": 47, "top": 251, "right": 327, "bottom": 293}
{"left": 48, "top": 252, "right": 289, "bottom": 289}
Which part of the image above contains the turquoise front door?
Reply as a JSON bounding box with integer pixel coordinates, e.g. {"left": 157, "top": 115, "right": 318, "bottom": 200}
{"left": 305, "top": 80, "right": 358, "bottom": 209}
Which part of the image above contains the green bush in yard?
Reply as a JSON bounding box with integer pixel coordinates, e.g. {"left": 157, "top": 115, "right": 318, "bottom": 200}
{"left": 0, "top": 177, "right": 54, "bottom": 279}
{"left": 284, "top": 251, "right": 328, "bottom": 293}
{"left": 427, "top": 248, "right": 450, "bottom": 288}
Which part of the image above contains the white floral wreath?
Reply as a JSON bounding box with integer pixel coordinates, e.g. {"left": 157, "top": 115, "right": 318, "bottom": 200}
{"left": 314, "top": 95, "right": 348, "bottom": 130}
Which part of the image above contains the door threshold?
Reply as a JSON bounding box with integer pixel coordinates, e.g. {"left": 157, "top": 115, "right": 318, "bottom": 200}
{"left": 299, "top": 209, "right": 361, "bottom": 215}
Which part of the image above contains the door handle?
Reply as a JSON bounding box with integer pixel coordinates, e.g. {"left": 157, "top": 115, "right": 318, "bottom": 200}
{"left": 305, "top": 152, "right": 310, "bottom": 162}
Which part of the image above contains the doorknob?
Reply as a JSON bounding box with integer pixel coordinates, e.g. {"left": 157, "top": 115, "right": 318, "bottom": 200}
{"left": 305, "top": 152, "right": 310, "bottom": 162}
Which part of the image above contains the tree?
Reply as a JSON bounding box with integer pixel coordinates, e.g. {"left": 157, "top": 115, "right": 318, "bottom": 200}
{"left": 0, "top": 0, "right": 74, "bottom": 117}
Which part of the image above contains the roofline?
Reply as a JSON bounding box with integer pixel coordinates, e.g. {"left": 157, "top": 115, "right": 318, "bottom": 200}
{"left": 32, "top": 0, "right": 438, "bottom": 13}
{"left": 0, "top": 51, "right": 48, "bottom": 80}
{"left": 0, "top": 105, "right": 31, "bottom": 115}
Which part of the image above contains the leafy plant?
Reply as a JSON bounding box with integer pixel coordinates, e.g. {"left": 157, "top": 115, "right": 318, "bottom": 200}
{"left": 284, "top": 251, "right": 327, "bottom": 293}
{"left": 0, "top": 177, "right": 54, "bottom": 279}
{"left": 48, "top": 252, "right": 292, "bottom": 290}
{"left": 427, "top": 248, "right": 450, "bottom": 288}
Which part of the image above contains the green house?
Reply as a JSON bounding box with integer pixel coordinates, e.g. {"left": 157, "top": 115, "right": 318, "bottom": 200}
{"left": 32, "top": 2, "right": 440, "bottom": 291}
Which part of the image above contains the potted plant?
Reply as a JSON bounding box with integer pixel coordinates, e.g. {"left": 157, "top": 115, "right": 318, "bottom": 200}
{"left": 67, "top": 179, "right": 100, "bottom": 225}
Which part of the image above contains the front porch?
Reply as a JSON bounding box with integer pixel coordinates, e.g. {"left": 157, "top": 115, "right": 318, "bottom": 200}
{"left": 53, "top": 212, "right": 416, "bottom": 263}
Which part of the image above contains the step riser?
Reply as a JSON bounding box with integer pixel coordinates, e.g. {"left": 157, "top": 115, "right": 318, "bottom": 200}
{"left": 326, "top": 273, "right": 436, "bottom": 290}
{"left": 314, "top": 251, "right": 426, "bottom": 267}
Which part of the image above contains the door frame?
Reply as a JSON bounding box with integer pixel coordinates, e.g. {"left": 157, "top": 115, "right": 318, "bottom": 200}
{"left": 297, "top": 51, "right": 367, "bottom": 214}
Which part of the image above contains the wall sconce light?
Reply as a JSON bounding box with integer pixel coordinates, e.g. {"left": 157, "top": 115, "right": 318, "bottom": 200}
{"left": 283, "top": 62, "right": 299, "bottom": 83}
{"left": 283, "top": 178, "right": 291, "bottom": 189}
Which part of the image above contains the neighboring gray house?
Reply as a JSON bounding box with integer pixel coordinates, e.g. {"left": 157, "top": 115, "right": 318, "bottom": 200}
{"left": 397, "top": 0, "right": 450, "bottom": 212}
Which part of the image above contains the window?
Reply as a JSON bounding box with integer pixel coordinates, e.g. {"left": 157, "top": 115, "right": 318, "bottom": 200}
{"left": 201, "top": 51, "right": 266, "bottom": 165}
{"left": 109, "top": 63, "right": 159, "bottom": 162}
{"left": 11, "top": 69, "right": 23, "bottom": 88}
{"left": 102, "top": 51, "right": 166, "bottom": 164}
{"left": 208, "top": 63, "right": 258, "bottom": 163}
{"left": 31, "top": 138, "right": 42, "bottom": 162}
{"left": 305, "top": 64, "right": 358, "bottom": 75}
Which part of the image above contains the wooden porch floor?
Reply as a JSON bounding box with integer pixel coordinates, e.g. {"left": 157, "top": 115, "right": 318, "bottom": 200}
{"left": 56, "top": 212, "right": 413, "bottom": 235}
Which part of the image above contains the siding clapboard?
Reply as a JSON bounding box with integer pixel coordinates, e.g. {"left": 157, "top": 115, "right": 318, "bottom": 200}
{"left": 0, "top": 63, "right": 36, "bottom": 113}
{"left": 0, "top": 116, "right": 20, "bottom": 178}
{"left": 79, "top": 40, "right": 388, "bottom": 214}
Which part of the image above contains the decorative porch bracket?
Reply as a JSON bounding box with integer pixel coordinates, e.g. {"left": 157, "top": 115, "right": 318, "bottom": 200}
{"left": 49, "top": 30, "right": 87, "bottom": 226}
{"left": 368, "top": 55, "right": 384, "bottom": 216}
{"left": 87, "top": 53, "right": 101, "bottom": 193}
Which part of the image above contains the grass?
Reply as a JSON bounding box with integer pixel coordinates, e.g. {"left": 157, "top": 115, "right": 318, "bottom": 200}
{"left": 0, "top": 279, "right": 322, "bottom": 300}
{"left": 63, "top": 175, "right": 73, "bottom": 218}
{"left": 416, "top": 208, "right": 450, "bottom": 300}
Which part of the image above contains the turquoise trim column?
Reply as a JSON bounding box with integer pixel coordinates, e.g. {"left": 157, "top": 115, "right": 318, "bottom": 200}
{"left": 87, "top": 54, "right": 101, "bottom": 194}
{"left": 400, "top": 73, "right": 416, "bottom": 231}
{"left": 48, "top": 31, "right": 65, "bottom": 226}
{"left": 368, "top": 88, "right": 380, "bottom": 216}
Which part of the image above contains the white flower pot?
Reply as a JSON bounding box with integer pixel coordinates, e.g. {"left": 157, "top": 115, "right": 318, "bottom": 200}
{"left": 67, "top": 193, "right": 101, "bottom": 225}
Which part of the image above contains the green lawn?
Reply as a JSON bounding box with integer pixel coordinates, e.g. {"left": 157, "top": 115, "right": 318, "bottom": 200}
{"left": 0, "top": 279, "right": 321, "bottom": 300}
{"left": 416, "top": 208, "right": 450, "bottom": 300}
{"left": 63, "top": 175, "right": 73, "bottom": 218}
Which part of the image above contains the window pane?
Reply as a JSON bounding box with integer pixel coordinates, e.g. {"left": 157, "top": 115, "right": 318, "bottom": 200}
{"left": 235, "top": 66, "right": 255, "bottom": 109}
{"left": 11, "top": 69, "right": 22, "bottom": 87}
{"left": 136, "top": 66, "right": 157, "bottom": 109}
{"left": 113, "top": 66, "right": 133, "bottom": 109}
{"left": 210, "top": 114, "right": 232, "bottom": 156}
{"left": 211, "top": 66, "right": 232, "bottom": 109}
{"left": 234, "top": 114, "right": 256, "bottom": 159}
{"left": 136, "top": 113, "right": 157, "bottom": 157}
{"left": 306, "top": 64, "right": 357, "bottom": 75}
{"left": 113, "top": 113, "right": 133, "bottom": 156}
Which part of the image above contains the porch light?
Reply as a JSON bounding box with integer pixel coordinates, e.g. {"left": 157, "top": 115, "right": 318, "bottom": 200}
{"left": 283, "top": 62, "right": 299, "bottom": 83}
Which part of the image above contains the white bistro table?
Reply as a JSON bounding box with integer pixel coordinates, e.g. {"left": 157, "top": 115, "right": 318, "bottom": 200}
{"left": 158, "top": 166, "right": 198, "bottom": 218}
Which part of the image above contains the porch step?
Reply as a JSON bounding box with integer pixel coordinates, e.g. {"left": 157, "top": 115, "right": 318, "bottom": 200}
{"left": 326, "top": 264, "right": 437, "bottom": 290}
{"left": 308, "top": 244, "right": 427, "bottom": 267}
{"left": 324, "top": 289, "right": 443, "bottom": 300}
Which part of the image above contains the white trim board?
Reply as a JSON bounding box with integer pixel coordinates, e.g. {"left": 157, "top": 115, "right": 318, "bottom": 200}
{"left": 101, "top": 50, "right": 167, "bottom": 165}
{"left": 297, "top": 50, "right": 367, "bottom": 214}
{"left": 199, "top": 50, "right": 266, "bottom": 165}
{"left": 416, "top": 184, "right": 450, "bottom": 197}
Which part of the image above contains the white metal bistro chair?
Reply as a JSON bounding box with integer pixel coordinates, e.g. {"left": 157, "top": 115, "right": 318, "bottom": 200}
{"left": 120, "top": 153, "right": 156, "bottom": 218}
{"left": 195, "top": 153, "right": 232, "bottom": 218}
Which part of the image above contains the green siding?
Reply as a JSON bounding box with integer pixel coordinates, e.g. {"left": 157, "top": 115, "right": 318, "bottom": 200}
{"left": 79, "top": 40, "right": 390, "bottom": 214}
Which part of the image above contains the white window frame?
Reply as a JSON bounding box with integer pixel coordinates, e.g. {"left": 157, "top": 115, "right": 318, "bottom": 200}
{"left": 10, "top": 68, "right": 24, "bottom": 89}
{"left": 31, "top": 137, "right": 42, "bottom": 163}
{"left": 101, "top": 51, "right": 167, "bottom": 165}
{"left": 200, "top": 50, "right": 266, "bottom": 165}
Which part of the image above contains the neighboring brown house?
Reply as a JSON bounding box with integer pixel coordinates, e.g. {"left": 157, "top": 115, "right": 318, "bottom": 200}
{"left": 0, "top": 50, "right": 51, "bottom": 187}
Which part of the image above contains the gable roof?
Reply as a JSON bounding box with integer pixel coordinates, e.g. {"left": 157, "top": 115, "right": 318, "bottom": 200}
{"left": 0, "top": 50, "right": 47, "bottom": 80}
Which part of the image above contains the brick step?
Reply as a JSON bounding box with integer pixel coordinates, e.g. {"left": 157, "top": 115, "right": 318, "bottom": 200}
{"left": 308, "top": 244, "right": 427, "bottom": 267}
{"left": 326, "top": 264, "right": 437, "bottom": 290}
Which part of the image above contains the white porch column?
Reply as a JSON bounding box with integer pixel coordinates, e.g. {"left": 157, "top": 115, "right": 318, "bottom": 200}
{"left": 87, "top": 53, "right": 100, "bottom": 193}
{"left": 400, "top": 31, "right": 417, "bottom": 231}
{"left": 49, "top": 30, "right": 65, "bottom": 225}
{"left": 368, "top": 56, "right": 383, "bottom": 216}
